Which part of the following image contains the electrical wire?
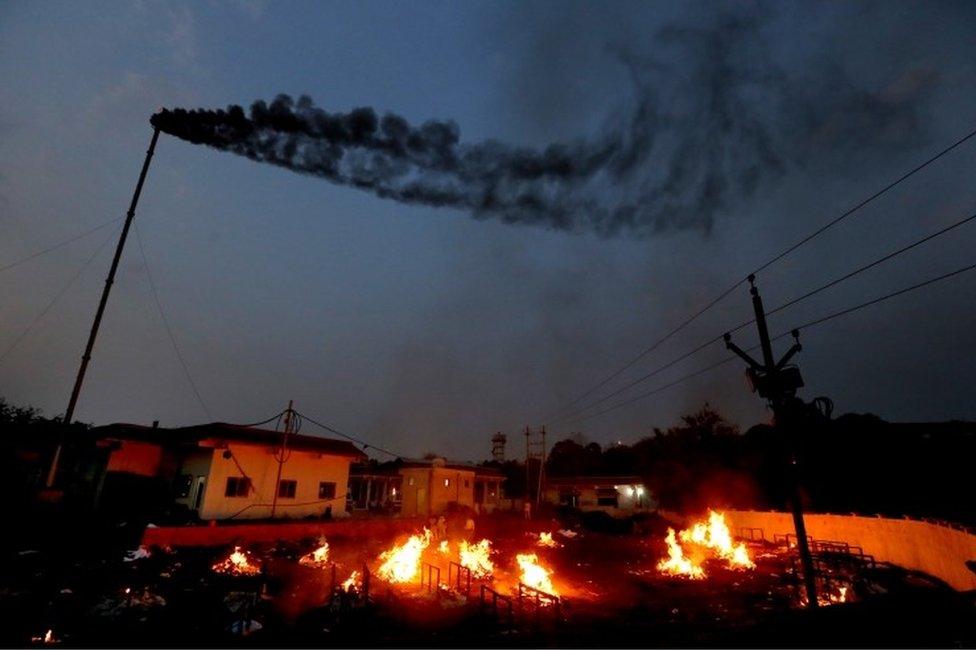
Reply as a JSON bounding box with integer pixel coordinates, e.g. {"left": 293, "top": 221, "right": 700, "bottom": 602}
{"left": 559, "top": 259, "right": 976, "bottom": 425}
{"left": 548, "top": 208, "right": 976, "bottom": 425}
{"left": 542, "top": 125, "right": 976, "bottom": 423}
{"left": 0, "top": 217, "right": 122, "bottom": 274}
{"left": 0, "top": 226, "right": 117, "bottom": 366}
{"left": 133, "top": 223, "right": 212, "bottom": 420}
{"left": 234, "top": 409, "right": 289, "bottom": 428}
{"left": 296, "top": 409, "right": 405, "bottom": 459}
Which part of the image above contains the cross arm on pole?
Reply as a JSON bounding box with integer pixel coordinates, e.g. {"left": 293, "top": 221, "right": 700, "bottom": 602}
{"left": 723, "top": 332, "right": 763, "bottom": 370}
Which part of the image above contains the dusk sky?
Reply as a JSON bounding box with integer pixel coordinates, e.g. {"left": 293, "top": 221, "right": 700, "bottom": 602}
{"left": 1, "top": 1, "right": 974, "bottom": 461}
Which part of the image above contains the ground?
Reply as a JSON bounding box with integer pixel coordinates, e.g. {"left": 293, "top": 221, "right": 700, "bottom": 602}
{"left": 0, "top": 511, "right": 973, "bottom": 647}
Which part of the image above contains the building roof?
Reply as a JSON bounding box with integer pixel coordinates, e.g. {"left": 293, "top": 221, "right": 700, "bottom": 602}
{"left": 350, "top": 458, "right": 505, "bottom": 478}
{"left": 91, "top": 422, "right": 367, "bottom": 460}
{"left": 545, "top": 475, "right": 644, "bottom": 486}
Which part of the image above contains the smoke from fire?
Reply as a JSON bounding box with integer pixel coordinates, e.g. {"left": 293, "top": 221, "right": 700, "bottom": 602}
{"left": 151, "top": 9, "right": 936, "bottom": 237}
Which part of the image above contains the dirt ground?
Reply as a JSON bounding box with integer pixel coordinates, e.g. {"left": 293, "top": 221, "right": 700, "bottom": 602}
{"left": 0, "top": 512, "right": 972, "bottom": 647}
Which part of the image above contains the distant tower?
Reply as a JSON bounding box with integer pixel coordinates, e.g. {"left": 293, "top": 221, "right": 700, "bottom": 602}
{"left": 491, "top": 432, "right": 507, "bottom": 462}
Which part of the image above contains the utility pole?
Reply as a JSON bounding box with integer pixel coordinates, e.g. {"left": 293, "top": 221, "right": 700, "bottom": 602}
{"left": 524, "top": 426, "right": 547, "bottom": 505}
{"left": 45, "top": 126, "right": 161, "bottom": 489}
{"left": 724, "top": 275, "right": 819, "bottom": 608}
{"left": 270, "top": 400, "right": 295, "bottom": 519}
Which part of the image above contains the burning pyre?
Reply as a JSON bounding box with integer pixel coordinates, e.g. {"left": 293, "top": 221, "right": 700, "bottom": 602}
{"left": 298, "top": 539, "right": 331, "bottom": 568}
{"left": 212, "top": 546, "right": 261, "bottom": 576}
{"left": 458, "top": 539, "right": 494, "bottom": 579}
{"left": 341, "top": 570, "right": 362, "bottom": 592}
{"left": 377, "top": 529, "right": 432, "bottom": 584}
{"left": 516, "top": 553, "right": 558, "bottom": 595}
{"left": 658, "top": 511, "right": 754, "bottom": 579}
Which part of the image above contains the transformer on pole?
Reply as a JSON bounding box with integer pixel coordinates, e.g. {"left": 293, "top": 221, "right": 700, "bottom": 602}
{"left": 724, "top": 274, "right": 819, "bottom": 608}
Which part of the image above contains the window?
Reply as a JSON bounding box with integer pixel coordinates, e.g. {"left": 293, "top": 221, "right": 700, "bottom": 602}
{"left": 596, "top": 487, "right": 618, "bottom": 507}
{"left": 318, "top": 481, "right": 336, "bottom": 499}
{"left": 278, "top": 479, "right": 297, "bottom": 499}
{"left": 225, "top": 476, "right": 250, "bottom": 497}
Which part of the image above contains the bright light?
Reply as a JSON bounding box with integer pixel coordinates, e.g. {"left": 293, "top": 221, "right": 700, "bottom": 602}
{"left": 636, "top": 486, "right": 644, "bottom": 496}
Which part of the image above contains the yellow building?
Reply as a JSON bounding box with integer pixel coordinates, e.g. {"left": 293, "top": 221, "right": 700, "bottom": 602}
{"left": 350, "top": 457, "right": 505, "bottom": 516}
{"left": 542, "top": 475, "right": 655, "bottom": 517}
{"left": 93, "top": 422, "right": 366, "bottom": 520}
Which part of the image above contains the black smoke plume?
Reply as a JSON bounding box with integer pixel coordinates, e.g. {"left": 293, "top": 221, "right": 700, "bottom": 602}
{"left": 151, "top": 10, "right": 936, "bottom": 237}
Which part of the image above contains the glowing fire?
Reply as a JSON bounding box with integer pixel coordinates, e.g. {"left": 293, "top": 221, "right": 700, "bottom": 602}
{"left": 537, "top": 532, "right": 560, "bottom": 548}
{"left": 833, "top": 585, "right": 848, "bottom": 603}
{"left": 458, "top": 539, "right": 494, "bottom": 579}
{"left": 31, "top": 629, "right": 57, "bottom": 644}
{"left": 341, "top": 570, "right": 362, "bottom": 592}
{"left": 376, "top": 528, "right": 432, "bottom": 583}
{"left": 438, "top": 540, "right": 450, "bottom": 555}
{"left": 658, "top": 528, "right": 705, "bottom": 579}
{"left": 212, "top": 546, "right": 261, "bottom": 576}
{"left": 516, "top": 553, "right": 557, "bottom": 595}
{"left": 657, "top": 511, "right": 754, "bottom": 579}
{"left": 299, "top": 540, "right": 330, "bottom": 568}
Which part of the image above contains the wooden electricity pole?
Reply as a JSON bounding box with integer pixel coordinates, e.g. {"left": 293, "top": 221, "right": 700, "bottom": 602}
{"left": 724, "top": 275, "right": 819, "bottom": 608}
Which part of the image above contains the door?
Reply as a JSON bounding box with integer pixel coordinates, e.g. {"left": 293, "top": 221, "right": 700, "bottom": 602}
{"left": 416, "top": 487, "right": 427, "bottom": 516}
{"left": 192, "top": 476, "right": 207, "bottom": 511}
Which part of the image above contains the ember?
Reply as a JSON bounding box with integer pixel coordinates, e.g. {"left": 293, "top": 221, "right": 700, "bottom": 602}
{"left": 458, "top": 539, "right": 494, "bottom": 579}
{"left": 211, "top": 546, "right": 261, "bottom": 576}
{"left": 298, "top": 540, "right": 330, "bottom": 568}
{"left": 376, "top": 528, "right": 432, "bottom": 584}
{"left": 516, "top": 553, "right": 557, "bottom": 595}
{"left": 658, "top": 511, "right": 754, "bottom": 579}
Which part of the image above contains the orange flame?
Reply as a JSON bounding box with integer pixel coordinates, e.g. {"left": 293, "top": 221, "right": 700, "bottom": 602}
{"left": 458, "top": 539, "right": 494, "bottom": 579}
{"left": 212, "top": 546, "right": 261, "bottom": 576}
{"left": 377, "top": 528, "right": 432, "bottom": 583}
{"left": 657, "top": 511, "right": 754, "bottom": 579}
{"left": 438, "top": 540, "right": 450, "bottom": 555}
{"left": 657, "top": 528, "right": 705, "bottom": 579}
{"left": 299, "top": 540, "right": 330, "bottom": 568}
{"left": 516, "top": 553, "right": 557, "bottom": 595}
{"left": 341, "top": 570, "right": 362, "bottom": 592}
{"left": 537, "top": 532, "right": 560, "bottom": 548}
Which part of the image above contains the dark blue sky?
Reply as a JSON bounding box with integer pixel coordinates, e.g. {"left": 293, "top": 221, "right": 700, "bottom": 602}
{"left": 1, "top": 1, "right": 974, "bottom": 460}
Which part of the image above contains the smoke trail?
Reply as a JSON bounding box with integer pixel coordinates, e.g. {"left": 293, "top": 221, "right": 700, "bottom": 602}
{"left": 151, "top": 10, "right": 936, "bottom": 237}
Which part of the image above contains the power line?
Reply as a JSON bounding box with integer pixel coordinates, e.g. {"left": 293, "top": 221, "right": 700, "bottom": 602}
{"left": 549, "top": 208, "right": 976, "bottom": 424}
{"left": 542, "top": 125, "right": 976, "bottom": 423}
{"left": 134, "top": 223, "right": 212, "bottom": 420}
{"left": 0, "top": 227, "right": 117, "bottom": 366}
{"left": 540, "top": 280, "right": 744, "bottom": 421}
{"left": 0, "top": 217, "right": 122, "bottom": 274}
{"left": 764, "top": 210, "right": 976, "bottom": 320}
{"left": 559, "top": 259, "right": 976, "bottom": 425}
{"left": 296, "top": 409, "right": 405, "bottom": 459}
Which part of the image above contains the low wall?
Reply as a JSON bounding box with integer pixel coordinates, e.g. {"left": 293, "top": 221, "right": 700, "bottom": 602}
{"left": 141, "top": 517, "right": 425, "bottom": 548}
{"left": 725, "top": 510, "right": 976, "bottom": 591}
